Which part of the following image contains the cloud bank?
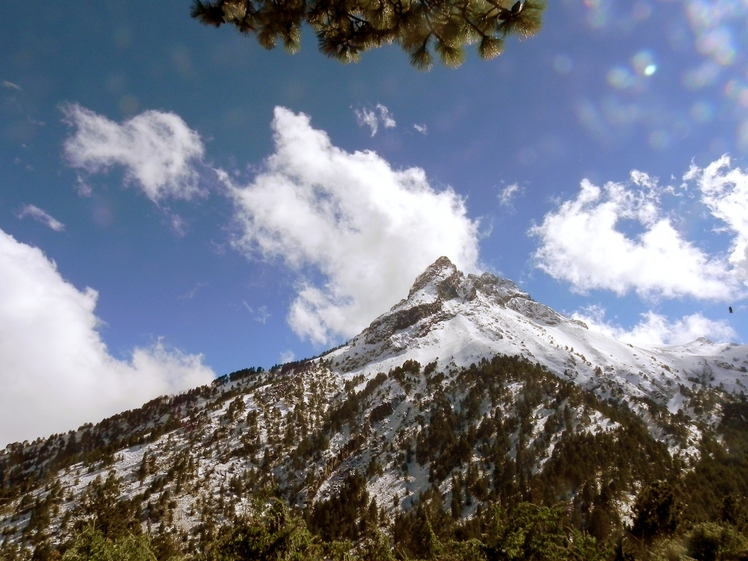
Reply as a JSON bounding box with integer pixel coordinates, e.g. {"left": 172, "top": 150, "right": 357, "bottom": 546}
{"left": 62, "top": 104, "right": 205, "bottom": 203}
{"left": 685, "top": 155, "right": 748, "bottom": 280}
{"left": 225, "top": 107, "right": 480, "bottom": 345}
{"left": 573, "top": 306, "right": 736, "bottom": 347}
{"left": 0, "top": 229, "right": 214, "bottom": 447}
{"left": 531, "top": 168, "right": 743, "bottom": 300}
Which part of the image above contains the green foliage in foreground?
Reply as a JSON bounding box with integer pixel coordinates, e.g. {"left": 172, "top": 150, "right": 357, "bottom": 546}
{"left": 61, "top": 528, "right": 157, "bottom": 561}
{"left": 191, "top": 0, "right": 545, "bottom": 69}
{"left": 6, "top": 493, "right": 748, "bottom": 561}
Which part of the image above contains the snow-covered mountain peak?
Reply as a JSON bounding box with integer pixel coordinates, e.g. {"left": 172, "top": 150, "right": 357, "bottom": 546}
{"left": 326, "top": 257, "right": 748, "bottom": 420}
{"left": 404, "top": 256, "right": 532, "bottom": 312}
{"left": 405, "top": 255, "right": 462, "bottom": 301}
{"left": 5, "top": 262, "right": 748, "bottom": 559}
{"left": 331, "top": 257, "right": 567, "bottom": 366}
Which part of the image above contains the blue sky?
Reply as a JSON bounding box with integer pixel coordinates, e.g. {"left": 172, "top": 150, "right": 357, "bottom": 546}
{"left": 2, "top": 0, "right": 748, "bottom": 444}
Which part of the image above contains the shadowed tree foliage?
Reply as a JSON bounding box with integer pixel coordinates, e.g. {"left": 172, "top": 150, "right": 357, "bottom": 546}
{"left": 630, "top": 481, "right": 682, "bottom": 542}
{"left": 191, "top": 0, "right": 545, "bottom": 68}
{"left": 61, "top": 527, "right": 159, "bottom": 561}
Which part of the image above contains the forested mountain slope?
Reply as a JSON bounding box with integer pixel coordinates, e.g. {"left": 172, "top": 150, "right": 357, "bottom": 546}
{"left": 2, "top": 258, "right": 748, "bottom": 560}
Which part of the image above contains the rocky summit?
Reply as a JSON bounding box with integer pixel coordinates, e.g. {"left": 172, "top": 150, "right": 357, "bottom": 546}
{"left": 2, "top": 258, "right": 748, "bottom": 560}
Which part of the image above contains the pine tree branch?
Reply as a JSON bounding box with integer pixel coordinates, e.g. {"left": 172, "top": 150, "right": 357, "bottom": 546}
{"left": 191, "top": 0, "right": 545, "bottom": 68}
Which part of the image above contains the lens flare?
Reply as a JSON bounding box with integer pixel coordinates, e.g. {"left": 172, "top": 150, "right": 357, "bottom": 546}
{"left": 648, "top": 130, "right": 671, "bottom": 150}
{"left": 632, "top": 50, "right": 657, "bottom": 76}
{"left": 553, "top": 54, "right": 573, "bottom": 75}
{"left": 738, "top": 121, "right": 748, "bottom": 151}
{"left": 725, "top": 79, "right": 748, "bottom": 107}
{"left": 696, "top": 28, "right": 736, "bottom": 66}
{"left": 607, "top": 67, "right": 635, "bottom": 89}
{"left": 582, "top": 0, "right": 611, "bottom": 28}
{"left": 632, "top": 1, "right": 652, "bottom": 21}
{"left": 683, "top": 62, "right": 721, "bottom": 90}
{"left": 690, "top": 101, "right": 715, "bottom": 123}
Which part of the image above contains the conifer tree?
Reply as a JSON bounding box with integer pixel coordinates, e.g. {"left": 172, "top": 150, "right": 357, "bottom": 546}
{"left": 191, "top": 0, "right": 545, "bottom": 69}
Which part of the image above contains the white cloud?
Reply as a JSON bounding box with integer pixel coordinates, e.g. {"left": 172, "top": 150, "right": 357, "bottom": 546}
{"left": 413, "top": 124, "right": 428, "bottom": 135}
{"left": 354, "top": 104, "right": 397, "bottom": 136}
{"left": 62, "top": 104, "right": 205, "bottom": 203}
{"left": 225, "top": 107, "right": 480, "bottom": 345}
{"left": 279, "top": 349, "right": 295, "bottom": 363}
{"left": 499, "top": 183, "right": 520, "bottom": 207}
{"left": 18, "top": 204, "right": 65, "bottom": 232}
{"left": 2, "top": 80, "right": 21, "bottom": 91}
{"left": 179, "top": 282, "right": 208, "bottom": 300}
{"left": 530, "top": 170, "right": 740, "bottom": 300}
{"left": 377, "top": 104, "right": 396, "bottom": 129}
{"left": 243, "top": 302, "right": 270, "bottom": 324}
{"left": 0, "top": 229, "right": 214, "bottom": 446}
{"left": 354, "top": 108, "right": 379, "bottom": 136}
{"left": 573, "top": 306, "right": 736, "bottom": 346}
{"left": 684, "top": 155, "right": 748, "bottom": 280}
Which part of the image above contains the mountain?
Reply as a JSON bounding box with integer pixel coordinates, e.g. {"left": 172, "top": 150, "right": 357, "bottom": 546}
{"left": 332, "top": 256, "right": 747, "bottom": 411}
{"left": 2, "top": 257, "right": 748, "bottom": 560}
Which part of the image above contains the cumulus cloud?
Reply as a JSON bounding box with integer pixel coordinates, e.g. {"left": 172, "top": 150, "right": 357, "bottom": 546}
{"left": 0, "top": 229, "right": 214, "bottom": 446}
{"left": 18, "top": 204, "right": 65, "bottom": 232}
{"left": 530, "top": 170, "right": 740, "bottom": 300}
{"left": 354, "top": 104, "right": 397, "bottom": 136}
{"left": 413, "top": 124, "right": 428, "bottom": 135}
{"left": 572, "top": 306, "right": 736, "bottom": 347}
{"left": 62, "top": 104, "right": 205, "bottom": 203}
{"left": 684, "top": 155, "right": 748, "bottom": 280}
{"left": 224, "top": 107, "right": 480, "bottom": 345}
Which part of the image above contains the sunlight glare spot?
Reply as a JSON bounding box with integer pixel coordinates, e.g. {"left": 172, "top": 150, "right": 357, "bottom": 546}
{"left": 683, "top": 61, "right": 721, "bottom": 89}
{"left": 738, "top": 121, "right": 748, "bottom": 151}
{"left": 735, "top": 121, "right": 748, "bottom": 152}
{"left": 648, "top": 130, "right": 670, "bottom": 150}
{"left": 632, "top": 1, "right": 652, "bottom": 21}
{"left": 686, "top": 1, "right": 719, "bottom": 28}
{"left": 607, "top": 67, "right": 635, "bottom": 89}
{"left": 724, "top": 79, "right": 748, "bottom": 107}
{"left": 118, "top": 95, "right": 139, "bottom": 115}
{"left": 696, "top": 27, "right": 736, "bottom": 66}
{"left": 582, "top": 0, "right": 611, "bottom": 28}
{"left": 587, "top": 12, "right": 609, "bottom": 28}
{"left": 553, "top": 54, "right": 573, "bottom": 75}
{"left": 632, "top": 51, "right": 657, "bottom": 77}
{"left": 601, "top": 96, "right": 639, "bottom": 126}
{"left": 689, "top": 101, "right": 714, "bottom": 123}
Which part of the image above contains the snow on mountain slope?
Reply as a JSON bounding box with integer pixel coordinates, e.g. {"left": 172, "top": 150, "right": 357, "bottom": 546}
{"left": 325, "top": 256, "right": 748, "bottom": 414}
{"left": 5, "top": 257, "right": 747, "bottom": 555}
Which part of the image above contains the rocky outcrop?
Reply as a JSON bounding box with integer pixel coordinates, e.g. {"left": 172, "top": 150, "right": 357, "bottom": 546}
{"left": 358, "top": 256, "right": 564, "bottom": 345}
